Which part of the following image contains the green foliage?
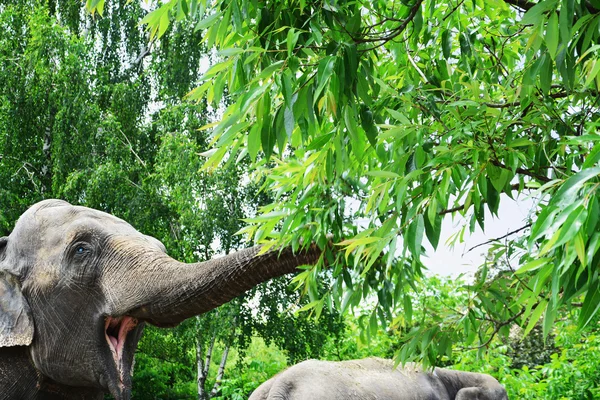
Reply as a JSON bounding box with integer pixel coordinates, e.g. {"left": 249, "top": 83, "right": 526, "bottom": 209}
{"left": 0, "top": 3, "right": 273, "bottom": 399}
{"left": 7, "top": 1, "right": 600, "bottom": 398}
{"left": 212, "top": 338, "right": 288, "bottom": 400}
{"left": 508, "top": 324, "right": 558, "bottom": 370}
{"left": 133, "top": 321, "right": 198, "bottom": 399}
{"left": 251, "top": 277, "right": 346, "bottom": 363}
{"left": 120, "top": 0, "right": 600, "bottom": 366}
{"left": 453, "top": 320, "right": 600, "bottom": 400}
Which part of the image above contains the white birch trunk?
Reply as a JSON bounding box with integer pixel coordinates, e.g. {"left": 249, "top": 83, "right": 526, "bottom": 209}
{"left": 209, "top": 344, "right": 230, "bottom": 398}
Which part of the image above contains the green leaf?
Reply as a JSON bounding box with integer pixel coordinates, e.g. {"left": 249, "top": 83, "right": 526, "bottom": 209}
{"left": 360, "top": 107, "right": 378, "bottom": 147}
{"left": 559, "top": 0, "right": 574, "bottom": 43}
{"left": 247, "top": 124, "right": 261, "bottom": 162}
{"left": 407, "top": 215, "right": 424, "bottom": 259}
{"left": 543, "top": 298, "right": 557, "bottom": 339}
{"left": 582, "top": 142, "right": 600, "bottom": 169}
{"left": 516, "top": 258, "right": 551, "bottom": 274}
{"left": 521, "top": 0, "right": 558, "bottom": 26}
{"left": 551, "top": 167, "right": 600, "bottom": 207}
{"left": 286, "top": 28, "right": 300, "bottom": 58}
{"left": 545, "top": 12, "right": 559, "bottom": 58}
{"left": 366, "top": 170, "right": 400, "bottom": 179}
{"left": 584, "top": 59, "right": 600, "bottom": 88}
{"left": 552, "top": 205, "right": 587, "bottom": 249}
{"left": 344, "top": 106, "right": 364, "bottom": 160}
{"left": 441, "top": 30, "right": 452, "bottom": 59}
{"left": 424, "top": 214, "right": 441, "bottom": 250}
{"left": 158, "top": 6, "right": 171, "bottom": 38}
{"left": 412, "top": 5, "right": 423, "bottom": 36}
{"left": 176, "top": 0, "right": 187, "bottom": 21}
{"left": 540, "top": 52, "right": 553, "bottom": 94}
{"left": 404, "top": 295, "right": 413, "bottom": 324}
{"left": 579, "top": 279, "right": 600, "bottom": 328}
{"left": 573, "top": 231, "right": 587, "bottom": 268}
{"left": 369, "top": 309, "right": 378, "bottom": 334}
{"left": 508, "top": 138, "right": 534, "bottom": 148}
{"left": 217, "top": 47, "right": 245, "bottom": 57}
{"left": 284, "top": 106, "right": 294, "bottom": 138}
{"left": 313, "top": 56, "right": 336, "bottom": 103}
{"left": 524, "top": 300, "right": 548, "bottom": 337}
{"left": 297, "top": 299, "right": 323, "bottom": 313}
{"left": 255, "top": 61, "right": 285, "bottom": 82}
{"left": 281, "top": 71, "right": 293, "bottom": 109}
{"left": 86, "top": 0, "right": 105, "bottom": 16}
{"left": 487, "top": 164, "right": 509, "bottom": 193}
{"left": 259, "top": 93, "right": 274, "bottom": 160}
{"left": 386, "top": 108, "right": 411, "bottom": 125}
{"left": 194, "top": 11, "right": 223, "bottom": 32}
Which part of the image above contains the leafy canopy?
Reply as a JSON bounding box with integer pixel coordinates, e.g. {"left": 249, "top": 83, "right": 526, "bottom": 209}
{"left": 88, "top": 0, "right": 600, "bottom": 365}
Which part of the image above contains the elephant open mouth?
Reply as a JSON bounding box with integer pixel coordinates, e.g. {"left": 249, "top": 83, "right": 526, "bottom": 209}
{"left": 104, "top": 316, "right": 138, "bottom": 377}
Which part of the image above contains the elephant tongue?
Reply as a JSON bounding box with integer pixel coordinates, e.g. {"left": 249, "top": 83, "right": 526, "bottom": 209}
{"left": 105, "top": 316, "right": 137, "bottom": 367}
{"left": 109, "top": 336, "right": 118, "bottom": 350}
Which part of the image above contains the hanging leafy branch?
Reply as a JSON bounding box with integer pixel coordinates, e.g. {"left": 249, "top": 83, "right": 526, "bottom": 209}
{"left": 88, "top": 0, "right": 600, "bottom": 366}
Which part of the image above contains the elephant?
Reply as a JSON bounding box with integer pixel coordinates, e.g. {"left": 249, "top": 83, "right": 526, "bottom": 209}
{"left": 0, "top": 199, "right": 323, "bottom": 400}
{"left": 249, "top": 358, "right": 509, "bottom": 400}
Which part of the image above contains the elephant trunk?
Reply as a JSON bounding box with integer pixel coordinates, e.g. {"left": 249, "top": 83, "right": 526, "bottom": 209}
{"left": 103, "top": 242, "right": 322, "bottom": 327}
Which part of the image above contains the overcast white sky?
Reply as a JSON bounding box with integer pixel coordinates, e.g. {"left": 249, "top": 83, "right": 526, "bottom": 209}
{"left": 421, "top": 194, "right": 535, "bottom": 277}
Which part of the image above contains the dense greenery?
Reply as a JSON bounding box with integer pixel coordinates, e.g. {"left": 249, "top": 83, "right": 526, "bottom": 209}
{"left": 2, "top": 0, "right": 600, "bottom": 398}
{"left": 0, "top": 2, "right": 343, "bottom": 398}
{"left": 88, "top": 0, "right": 600, "bottom": 366}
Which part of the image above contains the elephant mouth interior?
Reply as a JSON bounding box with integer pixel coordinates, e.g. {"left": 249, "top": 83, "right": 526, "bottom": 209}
{"left": 104, "top": 316, "right": 138, "bottom": 368}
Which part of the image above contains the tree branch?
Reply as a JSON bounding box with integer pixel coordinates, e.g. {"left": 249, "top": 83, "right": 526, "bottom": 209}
{"left": 461, "top": 306, "right": 528, "bottom": 350}
{"left": 466, "top": 223, "right": 532, "bottom": 254}
{"left": 209, "top": 344, "right": 230, "bottom": 397}
{"left": 485, "top": 91, "right": 570, "bottom": 108}
{"left": 491, "top": 159, "right": 551, "bottom": 183}
{"left": 502, "top": 0, "right": 536, "bottom": 11}
{"left": 439, "top": 205, "right": 465, "bottom": 215}
{"left": 438, "top": 183, "right": 526, "bottom": 215}
{"left": 353, "top": 0, "right": 424, "bottom": 52}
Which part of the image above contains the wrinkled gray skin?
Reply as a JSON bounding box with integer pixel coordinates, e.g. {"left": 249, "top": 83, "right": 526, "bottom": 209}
{"left": 0, "top": 200, "right": 321, "bottom": 400}
{"left": 249, "top": 358, "right": 509, "bottom": 400}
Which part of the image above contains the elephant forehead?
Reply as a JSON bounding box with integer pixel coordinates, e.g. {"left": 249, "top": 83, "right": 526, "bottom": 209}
{"left": 16, "top": 200, "right": 137, "bottom": 238}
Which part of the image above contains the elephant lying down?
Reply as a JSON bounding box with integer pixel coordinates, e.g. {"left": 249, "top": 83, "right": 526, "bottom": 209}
{"left": 249, "top": 358, "right": 509, "bottom": 400}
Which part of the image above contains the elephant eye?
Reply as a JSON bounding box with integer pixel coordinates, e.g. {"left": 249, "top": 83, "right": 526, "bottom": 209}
{"left": 72, "top": 242, "right": 92, "bottom": 257}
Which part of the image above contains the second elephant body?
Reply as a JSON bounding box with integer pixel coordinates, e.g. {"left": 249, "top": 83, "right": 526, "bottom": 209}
{"left": 249, "top": 358, "right": 509, "bottom": 400}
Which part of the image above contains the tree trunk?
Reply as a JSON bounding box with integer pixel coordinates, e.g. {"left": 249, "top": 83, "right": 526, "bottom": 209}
{"left": 196, "top": 335, "right": 215, "bottom": 400}
{"left": 197, "top": 320, "right": 216, "bottom": 400}
{"left": 40, "top": 125, "right": 52, "bottom": 193}
{"left": 209, "top": 344, "right": 230, "bottom": 398}
{"left": 196, "top": 336, "right": 206, "bottom": 400}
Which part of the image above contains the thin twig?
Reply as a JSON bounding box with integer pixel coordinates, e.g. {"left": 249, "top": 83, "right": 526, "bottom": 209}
{"left": 502, "top": 0, "right": 536, "bottom": 11}
{"left": 119, "top": 129, "right": 147, "bottom": 168}
{"left": 354, "top": 0, "right": 424, "bottom": 52}
{"left": 485, "top": 91, "right": 570, "bottom": 108}
{"left": 443, "top": 0, "right": 467, "bottom": 21}
{"left": 465, "top": 223, "right": 532, "bottom": 254}
{"left": 438, "top": 183, "right": 527, "bottom": 215}
{"left": 463, "top": 307, "right": 528, "bottom": 350}
{"left": 491, "top": 159, "right": 551, "bottom": 183}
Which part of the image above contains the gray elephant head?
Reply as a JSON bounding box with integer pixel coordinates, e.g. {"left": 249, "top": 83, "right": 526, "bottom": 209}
{"left": 0, "top": 199, "right": 321, "bottom": 399}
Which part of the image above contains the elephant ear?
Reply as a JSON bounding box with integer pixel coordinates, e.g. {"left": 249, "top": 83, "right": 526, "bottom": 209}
{"left": 0, "top": 237, "right": 34, "bottom": 347}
